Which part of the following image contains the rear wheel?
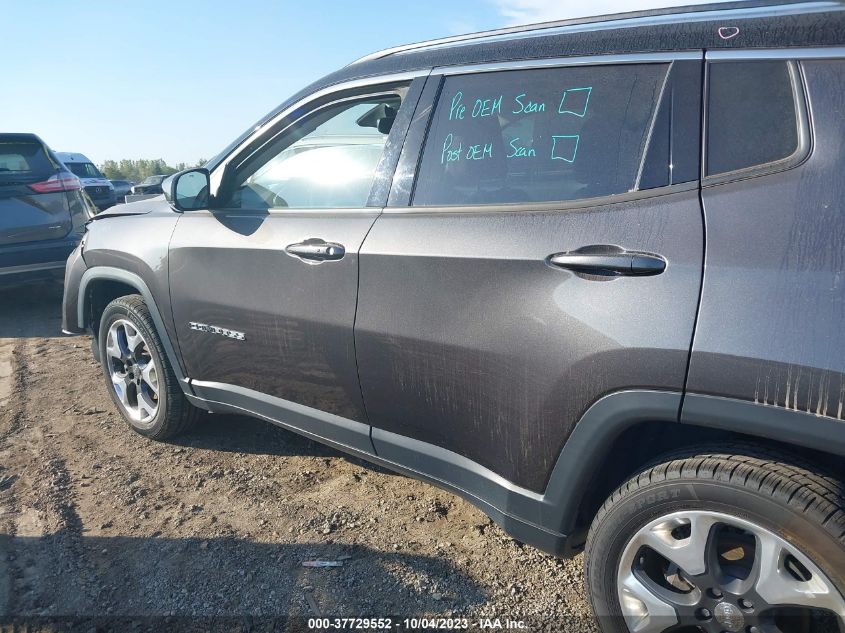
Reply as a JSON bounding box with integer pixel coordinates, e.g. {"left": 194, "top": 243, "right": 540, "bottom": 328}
{"left": 585, "top": 445, "right": 845, "bottom": 633}
{"left": 98, "top": 294, "right": 197, "bottom": 439}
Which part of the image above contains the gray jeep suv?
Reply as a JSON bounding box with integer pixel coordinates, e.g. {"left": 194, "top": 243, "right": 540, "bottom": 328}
{"left": 62, "top": 2, "right": 845, "bottom": 630}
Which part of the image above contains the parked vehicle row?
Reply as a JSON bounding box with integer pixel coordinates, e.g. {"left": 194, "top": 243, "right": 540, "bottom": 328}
{"left": 0, "top": 134, "right": 94, "bottom": 287}
{"left": 130, "top": 174, "right": 167, "bottom": 196}
{"left": 0, "top": 132, "right": 176, "bottom": 286}
{"left": 56, "top": 152, "right": 116, "bottom": 211}
{"left": 59, "top": 2, "right": 845, "bottom": 630}
{"left": 110, "top": 179, "right": 135, "bottom": 203}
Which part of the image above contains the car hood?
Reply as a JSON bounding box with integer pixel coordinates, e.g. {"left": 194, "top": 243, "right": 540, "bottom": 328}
{"left": 88, "top": 196, "right": 169, "bottom": 222}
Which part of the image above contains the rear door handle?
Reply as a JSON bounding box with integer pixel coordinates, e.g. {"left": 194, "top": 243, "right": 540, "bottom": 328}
{"left": 285, "top": 239, "right": 345, "bottom": 263}
{"left": 548, "top": 250, "right": 666, "bottom": 276}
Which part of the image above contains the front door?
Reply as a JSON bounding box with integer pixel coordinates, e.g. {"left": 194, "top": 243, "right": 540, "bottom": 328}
{"left": 355, "top": 57, "right": 705, "bottom": 492}
{"left": 169, "top": 85, "right": 411, "bottom": 431}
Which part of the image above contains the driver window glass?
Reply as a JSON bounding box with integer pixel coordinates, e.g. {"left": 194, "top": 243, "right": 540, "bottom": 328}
{"left": 226, "top": 95, "right": 401, "bottom": 210}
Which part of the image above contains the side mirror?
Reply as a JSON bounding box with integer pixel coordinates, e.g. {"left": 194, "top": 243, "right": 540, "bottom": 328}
{"left": 164, "top": 168, "right": 210, "bottom": 211}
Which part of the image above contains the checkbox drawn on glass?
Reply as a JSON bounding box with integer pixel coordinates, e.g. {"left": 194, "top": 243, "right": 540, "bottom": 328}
{"left": 551, "top": 135, "right": 580, "bottom": 163}
{"left": 558, "top": 87, "right": 592, "bottom": 117}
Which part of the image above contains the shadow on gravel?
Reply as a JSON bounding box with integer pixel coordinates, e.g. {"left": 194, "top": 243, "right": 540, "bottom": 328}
{"left": 0, "top": 282, "right": 66, "bottom": 339}
{"left": 172, "top": 414, "right": 398, "bottom": 476}
{"left": 0, "top": 533, "right": 487, "bottom": 621}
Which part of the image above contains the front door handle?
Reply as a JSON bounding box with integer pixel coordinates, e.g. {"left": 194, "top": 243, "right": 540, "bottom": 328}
{"left": 548, "top": 249, "right": 666, "bottom": 276}
{"left": 285, "top": 239, "right": 345, "bottom": 263}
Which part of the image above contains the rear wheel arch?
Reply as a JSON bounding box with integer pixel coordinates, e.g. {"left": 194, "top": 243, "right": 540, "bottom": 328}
{"left": 553, "top": 391, "right": 845, "bottom": 553}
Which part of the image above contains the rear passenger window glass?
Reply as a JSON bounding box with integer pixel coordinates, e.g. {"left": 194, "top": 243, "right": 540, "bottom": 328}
{"left": 412, "top": 64, "right": 669, "bottom": 206}
{"left": 706, "top": 61, "right": 799, "bottom": 175}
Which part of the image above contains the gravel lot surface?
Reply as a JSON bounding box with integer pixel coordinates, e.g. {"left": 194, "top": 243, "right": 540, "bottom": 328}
{"left": 0, "top": 283, "right": 597, "bottom": 632}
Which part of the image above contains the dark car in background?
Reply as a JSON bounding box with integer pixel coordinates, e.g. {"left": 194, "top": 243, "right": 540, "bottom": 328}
{"left": 0, "top": 133, "right": 93, "bottom": 286}
{"left": 110, "top": 179, "right": 134, "bottom": 203}
{"left": 131, "top": 175, "right": 167, "bottom": 195}
{"left": 61, "top": 2, "right": 845, "bottom": 630}
{"left": 56, "top": 152, "right": 116, "bottom": 211}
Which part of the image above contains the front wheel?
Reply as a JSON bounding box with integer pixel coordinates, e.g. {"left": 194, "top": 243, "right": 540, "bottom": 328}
{"left": 98, "top": 294, "right": 198, "bottom": 440}
{"left": 586, "top": 445, "right": 845, "bottom": 633}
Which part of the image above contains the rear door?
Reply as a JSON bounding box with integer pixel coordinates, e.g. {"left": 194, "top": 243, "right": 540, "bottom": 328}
{"left": 0, "top": 136, "right": 71, "bottom": 245}
{"left": 355, "top": 54, "right": 705, "bottom": 493}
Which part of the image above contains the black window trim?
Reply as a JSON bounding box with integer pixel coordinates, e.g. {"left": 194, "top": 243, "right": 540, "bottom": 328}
{"left": 398, "top": 50, "right": 704, "bottom": 213}
{"left": 385, "top": 180, "right": 700, "bottom": 216}
{"left": 434, "top": 50, "right": 702, "bottom": 76}
{"left": 634, "top": 65, "right": 673, "bottom": 191}
{"left": 702, "top": 54, "right": 814, "bottom": 187}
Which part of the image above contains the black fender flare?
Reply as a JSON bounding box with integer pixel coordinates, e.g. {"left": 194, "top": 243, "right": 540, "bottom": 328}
{"left": 77, "top": 266, "right": 193, "bottom": 394}
{"left": 540, "top": 390, "right": 681, "bottom": 539}
{"left": 545, "top": 389, "right": 845, "bottom": 551}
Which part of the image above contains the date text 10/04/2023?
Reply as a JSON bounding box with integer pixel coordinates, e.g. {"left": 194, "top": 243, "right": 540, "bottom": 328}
{"left": 439, "top": 87, "right": 593, "bottom": 165}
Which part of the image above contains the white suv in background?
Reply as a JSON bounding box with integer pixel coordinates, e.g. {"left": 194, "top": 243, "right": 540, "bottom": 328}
{"left": 56, "top": 152, "right": 115, "bottom": 210}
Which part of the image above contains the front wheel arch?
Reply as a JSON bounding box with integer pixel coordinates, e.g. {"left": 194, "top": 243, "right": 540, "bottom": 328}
{"left": 84, "top": 278, "right": 137, "bottom": 336}
{"left": 77, "top": 267, "right": 191, "bottom": 391}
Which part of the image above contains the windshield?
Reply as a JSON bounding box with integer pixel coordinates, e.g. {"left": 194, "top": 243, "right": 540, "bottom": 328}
{"left": 141, "top": 175, "right": 165, "bottom": 185}
{"left": 66, "top": 162, "right": 103, "bottom": 179}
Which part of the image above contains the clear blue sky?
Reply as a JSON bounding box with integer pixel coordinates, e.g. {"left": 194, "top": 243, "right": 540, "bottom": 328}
{"left": 2, "top": 0, "right": 718, "bottom": 165}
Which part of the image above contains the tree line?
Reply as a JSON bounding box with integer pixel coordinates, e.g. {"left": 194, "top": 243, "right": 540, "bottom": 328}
{"left": 99, "top": 158, "right": 208, "bottom": 183}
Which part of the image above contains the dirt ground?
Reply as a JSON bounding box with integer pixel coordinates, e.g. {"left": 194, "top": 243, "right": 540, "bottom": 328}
{"left": 0, "top": 282, "right": 596, "bottom": 632}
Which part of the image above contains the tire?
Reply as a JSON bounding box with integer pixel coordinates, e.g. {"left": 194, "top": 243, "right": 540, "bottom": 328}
{"left": 98, "top": 294, "right": 197, "bottom": 440}
{"left": 585, "top": 444, "right": 845, "bottom": 633}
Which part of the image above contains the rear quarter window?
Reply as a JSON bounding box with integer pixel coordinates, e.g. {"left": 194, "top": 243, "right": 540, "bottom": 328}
{"left": 706, "top": 61, "right": 800, "bottom": 176}
{"left": 412, "top": 63, "right": 669, "bottom": 206}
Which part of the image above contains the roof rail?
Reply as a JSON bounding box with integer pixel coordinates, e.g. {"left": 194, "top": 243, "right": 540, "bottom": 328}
{"left": 348, "top": 0, "right": 842, "bottom": 66}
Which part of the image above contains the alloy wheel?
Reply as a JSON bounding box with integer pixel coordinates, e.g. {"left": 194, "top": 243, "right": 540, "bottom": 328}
{"left": 105, "top": 318, "right": 159, "bottom": 426}
{"left": 617, "top": 510, "right": 845, "bottom": 633}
